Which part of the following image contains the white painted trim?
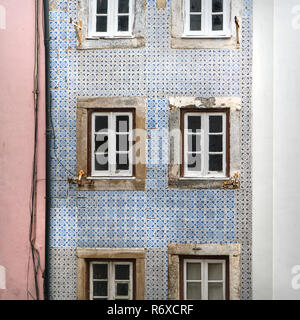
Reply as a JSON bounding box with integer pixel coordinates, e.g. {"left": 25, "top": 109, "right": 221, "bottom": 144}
{"left": 0, "top": 265, "right": 6, "bottom": 290}
{"left": 183, "top": 0, "right": 231, "bottom": 38}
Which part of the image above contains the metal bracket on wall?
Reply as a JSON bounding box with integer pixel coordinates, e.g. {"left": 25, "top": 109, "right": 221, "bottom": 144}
{"left": 68, "top": 170, "right": 94, "bottom": 187}
{"left": 70, "top": 18, "right": 82, "bottom": 48}
{"left": 235, "top": 16, "right": 240, "bottom": 49}
{"left": 223, "top": 172, "right": 240, "bottom": 189}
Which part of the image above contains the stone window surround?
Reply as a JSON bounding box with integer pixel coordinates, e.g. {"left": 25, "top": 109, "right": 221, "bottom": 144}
{"left": 170, "top": 0, "right": 242, "bottom": 49}
{"left": 77, "top": 248, "right": 146, "bottom": 300}
{"left": 77, "top": 0, "right": 146, "bottom": 49}
{"left": 77, "top": 96, "right": 147, "bottom": 191}
{"left": 168, "top": 97, "right": 241, "bottom": 189}
{"left": 168, "top": 243, "right": 241, "bottom": 300}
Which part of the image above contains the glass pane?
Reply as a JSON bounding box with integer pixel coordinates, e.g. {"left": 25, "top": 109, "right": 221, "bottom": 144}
{"left": 188, "top": 116, "right": 201, "bottom": 133}
{"left": 118, "top": 16, "right": 129, "bottom": 32}
{"left": 95, "top": 116, "right": 108, "bottom": 132}
{"left": 116, "top": 283, "right": 129, "bottom": 296}
{"left": 212, "top": 0, "right": 223, "bottom": 12}
{"left": 96, "top": 16, "right": 107, "bottom": 32}
{"left": 190, "top": 0, "right": 201, "bottom": 12}
{"left": 117, "top": 134, "right": 129, "bottom": 152}
{"left": 209, "top": 135, "right": 223, "bottom": 152}
{"left": 188, "top": 135, "right": 201, "bottom": 152}
{"left": 187, "top": 282, "right": 201, "bottom": 300}
{"left": 208, "top": 263, "right": 223, "bottom": 280}
{"left": 187, "top": 263, "right": 201, "bottom": 280}
{"left": 97, "top": 0, "right": 108, "bottom": 14}
{"left": 116, "top": 116, "right": 129, "bottom": 132}
{"left": 115, "top": 264, "right": 130, "bottom": 280}
{"left": 118, "top": 0, "right": 129, "bottom": 13}
{"left": 209, "top": 154, "right": 223, "bottom": 171}
{"left": 95, "top": 135, "right": 108, "bottom": 153}
{"left": 187, "top": 153, "right": 201, "bottom": 172}
{"left": 209, "top": 116, "right": 223, "bottom": 133}
{"left": 116, "top": 153, "right": 129, "bottom": 171}
{"left": 93, "top": 264, "right": 108, "bottom": 279}
{"left": 212, "top": 14, "right": 223, "bottom": 31}
{"left": 208, "top": 283, "right": 224, "bottom": 300}
{"left": 95, "top": 154, "right": 108, "bottom": 171}
{"left": 190, "top": 14, "right": 202, "bottom": 31}
{"left": 93, "top": 281, "right": 107, "bottom": 296}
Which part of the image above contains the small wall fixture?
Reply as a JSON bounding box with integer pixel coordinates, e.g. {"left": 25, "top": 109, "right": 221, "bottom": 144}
{"left": 68, "top": 170, "right": 94, "bottom": 187}
{"left": 223, "top": 172, "right": 240, "bottom": 189}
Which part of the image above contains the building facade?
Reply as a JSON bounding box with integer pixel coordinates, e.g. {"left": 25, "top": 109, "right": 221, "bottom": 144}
{"left": 48, "top": 0, "right": 252, "bottom": 300}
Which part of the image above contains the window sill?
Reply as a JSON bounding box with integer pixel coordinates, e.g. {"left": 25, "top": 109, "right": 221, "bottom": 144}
{"left": 181, "top": 34, "right": 231, "bottom": 39}
{"left": 179, "top": 177, "right": 229, "bottom": 181}
{"left": 87, "top": 176, "right": 136, "bottom": 180}
{"left": 86, "top": 35, "right": 135, "bottom": 40}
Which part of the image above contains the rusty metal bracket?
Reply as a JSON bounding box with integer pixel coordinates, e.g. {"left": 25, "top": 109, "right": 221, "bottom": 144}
{"left": 68, "top": 170, "right": 94, "bottom": 187}
{"left": 235, "top": 16, "right": 240, "bottom": 49}
{"left": 70, "top": 18, "right": 82, "bottom": 48}
{"left": 223, "top": 172, "right": 240, "bottom": 189}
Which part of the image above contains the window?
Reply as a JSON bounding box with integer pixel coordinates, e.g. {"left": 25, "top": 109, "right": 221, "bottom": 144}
{"left": 89, "top": 0, "right": 134, "bottom": 37}
{"left": 90, "top": 261, "right": 133, "bottom": 300}
{"left": 90, "top": 111, "right": 134, "bottom": 178}
{"left": 183, "top": 0, "right": 231, "bottom": 37}
{"left": 77, "top": 248, "right": 145, "bottom": 300}
{"left": 182, "top": 109, "right": 229, "bottom": 179}
{"left": 183, "top": 258, "right": 228, "bottom": 300}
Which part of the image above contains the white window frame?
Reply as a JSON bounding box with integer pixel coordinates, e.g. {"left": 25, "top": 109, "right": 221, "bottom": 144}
{"left": 184, "top": 112, "right": 226, "bottom": 178}
{"left": 88, "top": 0, "right": 134, "bottom": 38}
{"left": 183, "top": 0, "right": 231, "bottom": 38}
{"left": 91, "top": 111, "right": 133, "bottom": 178}
{"left": 183, "top": 259, "right": 226, "bottom": 300}
{"left": 90, "top": 261, "right": 133, "bottom": 300}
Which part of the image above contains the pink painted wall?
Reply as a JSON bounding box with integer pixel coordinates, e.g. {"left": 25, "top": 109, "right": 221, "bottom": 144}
{"left": 0, "top": 0, "right": 45, "bottom": 299}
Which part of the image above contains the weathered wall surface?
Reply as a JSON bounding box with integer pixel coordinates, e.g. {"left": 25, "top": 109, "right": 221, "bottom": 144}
{"left": 48, "top": 0, "right": 252, "bottom": 299}
{"left": 0, "top": 0, "right": 45, "bottom": 299}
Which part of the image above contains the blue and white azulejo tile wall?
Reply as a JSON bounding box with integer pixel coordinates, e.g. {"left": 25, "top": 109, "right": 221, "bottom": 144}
{"left": 48, "top": 0, "right": 253, "bottom": 300}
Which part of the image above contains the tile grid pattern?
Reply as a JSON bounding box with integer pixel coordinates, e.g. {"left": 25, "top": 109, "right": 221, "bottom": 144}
{"left": 48, "top": 0, "right": 252, "bottom": 300}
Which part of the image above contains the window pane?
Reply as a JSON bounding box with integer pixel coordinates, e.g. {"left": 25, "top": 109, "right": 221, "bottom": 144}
{"left": 208, "top": 263, "right": 223, "bottom": 280}
{"left": 209, "top": 154, "right": 223, "bottom": 171}
{"left": 212, "top": 14, "right": 223, "bottom": 31}
{"left": 96, "top": 16, "right": 107, "bottom": 32}
{"left": 209, "top": 135, "right": 223, "bottom": 152}
{"left": 117, "top": 134, "right": 129, "bottom": 152}
{"left": 188, "top": 116, "right": 201, "bottom": 133}
{"left": 116, "top": 153, "right": 129, "bottom": 171}
{"left": 118, "top": 0, "right": 129, "bottom": 13}
{"left": 115, "top": 264, "right": 130, "bottom": 280}
{"left": 212, "top": 0, "right": 223, "bottom": 12}
{"left": 209, "top": 116, "right": 223, "bottom": 133}
{"left": 97, "top": 0, "right": 108, "bottom": 14}
{"left": 190, "top": 0, "right": 201, "bottom": 12}
{"left": 187, "top": 153, "right": 201, "bottom": 172}
{"left": 93, "top": 281, "right": 107, "bottom": 296}
{"left": 95, "top": 135, "right": 108, "bottom": 153}
{"left": 187, "top": 282, "right": 201, "bottom": 300}
{"left": 188, "top": 135, "right": 201, "bottom": 152}
{"left": 95, "top": 115, "right": 108, "bottom": 132}
{"left": 116, "top": 283, "right": 129, "bottom": 296}
{"left": 118, "top": 16, "right": 129, "bottom": 31}
{"left": 93, "top": 264, "right": 108, "bottom": 279}
{"left": 190, "top": 14, "right": 202, "bottom": 31}
{"left": 116, "top": 116, "right": 129, "bottom": 132}
{"left": 95, "top": 154, "right": 108, "bottom": 171}
{"left": 187, "top": 263, "right": 201, "bottom": 280}
{"left": 208, "top": 283, "right": 224, "bottom": 300}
